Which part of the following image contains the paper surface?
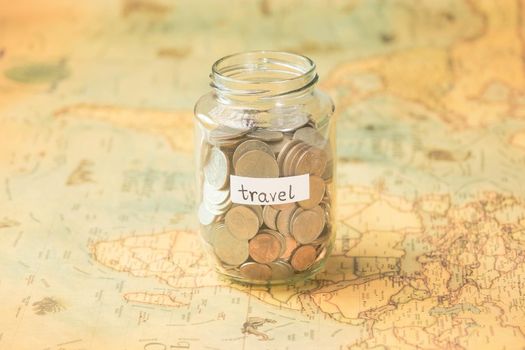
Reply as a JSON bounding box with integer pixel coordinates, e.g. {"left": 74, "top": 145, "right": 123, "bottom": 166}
{"left": 230, "top": 174, "right": 310, "bottom": 204}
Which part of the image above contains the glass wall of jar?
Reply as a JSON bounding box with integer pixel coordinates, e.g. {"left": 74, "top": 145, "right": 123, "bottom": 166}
{"left": 194, "top": 51, "right": 335, "bottom": 284}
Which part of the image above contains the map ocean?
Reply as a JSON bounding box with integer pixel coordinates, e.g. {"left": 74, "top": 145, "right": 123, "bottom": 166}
{"left": 1, "top": 0, "right": 524, "bottom": 349}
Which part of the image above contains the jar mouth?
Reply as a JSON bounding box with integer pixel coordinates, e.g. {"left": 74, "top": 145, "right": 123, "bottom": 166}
{"left": 210, "top": 50, "right": 318, "bottom": 99}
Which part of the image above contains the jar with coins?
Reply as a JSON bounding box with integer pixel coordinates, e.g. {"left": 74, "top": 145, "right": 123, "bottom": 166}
{"left": 194, "top": 51, "right": 335, "bottom": 284}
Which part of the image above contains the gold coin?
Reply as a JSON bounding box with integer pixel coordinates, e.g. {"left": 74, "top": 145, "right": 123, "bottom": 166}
{"left": 262, "top": 205, "right": 279, "bottom": 230}
{"left": 275, "top": 204, "right": 297, "bottom": 236}
{"left": 290, "top": 245, "right": 317, "bottom": 272}
{"left": 232, "top": 139, "right": 274, "bottom": 168}
{"left": 298, "top": 176, "right": 326, "bottom": 209}
{"left": 239, "top": 262, "right": 272, "bottom": 280}
{"left": 294, "top": 147, "right": 327, "bottom": 176}
{"left": 235, "top": 150, "right": 279, "bottom": 178}
{"left": 249, "top": 232, "right": 282, "bottom": 263}
{"left": 290, "top": 209, "right": 325, "bottom": 244}
{"left": 204, "top": 147, "right": 229, "bottom": 189}
{"left": 224, "top": 206, "right": 260, "bottom": 240}
{"left": 213, "top": 224, "right": 249, "bottom": 266}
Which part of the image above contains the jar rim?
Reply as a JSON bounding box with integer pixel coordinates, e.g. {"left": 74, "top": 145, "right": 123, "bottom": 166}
{"left": 210, "top": 50, "right": 318, "bottom": 99}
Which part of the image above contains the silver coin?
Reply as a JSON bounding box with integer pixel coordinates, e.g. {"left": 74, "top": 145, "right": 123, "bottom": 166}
{"left": 268, "top": 260, "right": 294, "bottom": 280}
{"left": 239, "top": 262, "right": 272, "bottom": 280}
{"left": 198, "top": 202, "right": 218, "bottom": 225}
{"left": 247, "top": 129, "right": 284, "bottom": 142}
{"left": 203, "top": 181, "right": 230, "bottom": 205}
{"left": 293, "top": 126, "right": 327, "bottom": 149}
{"left": 209, "top": 125, "right": 249, "bottom": 141}
{"left": 232, "top": 139, "right": 274, "bottom": 167}
{"left": 276, "top": 139, "right": 302, "bottom": 176}
{"left": 204, "top": 147, "right": 230, "bottom": 189}
{"left": 213, "top": 224, "right": 250, "bottom": 266}
{"left": 235, "top": 150, "right": 279, "bottom": 178}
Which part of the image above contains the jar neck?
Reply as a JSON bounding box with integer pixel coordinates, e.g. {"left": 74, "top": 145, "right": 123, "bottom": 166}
{"left": 210, "top": 51, "right": 318, "bottom": 105}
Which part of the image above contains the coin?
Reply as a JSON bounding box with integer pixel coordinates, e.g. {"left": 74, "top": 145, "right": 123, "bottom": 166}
{"left": 271, "top": 202, "right": 296, "bottom": 211}
{"left": 298, "top": 176, "right": 325, "bottom": 209}
{"left": 268, "top": 133, "right": 292, "bottom": 154}
{"left": 209, "top": 125, "right": 249, "bottom": 141}
{"left": 290, "top": 245, "right": 317, "bottom": 272}
{"left": 204, "top": 147, "right": 229, "bottom": 189}
{"left": 213, "top": 224, "right": 250, "bottom": 266}
{"left": 262, "top": 205, "right": 279, "bottom": 230}
{"left": 249, "top": 232, "right": 282, "bottom": 263}
{"left": 293, "top": 126, "right": 327, "bottom": 149}
{"left": 203, "top": 181, "right": 230, "bottom": 205}
{"left": 225, "top": 205, "right": 260, "bottom": 240}
{"left": 260, "top": 229, "right": 286, "bottom": 257}
{"left": 276, "top": 139, "right": 301, "bottom": 176}
{"left": 283, "top": 142, "right": 309, "bottom": 176}
{"left": 290, "top": 209, "right": 325, "bottom": 244}
{"left": 200, "top": 223, "right": 216, "bottom": 244}
{"left": 198, "top": 202, "right": 218, "bottom": 225}
{"left": 280, "top": 235, "right": 298, "bottom": 260}
{"left": 203, "top": 198, "right": 231, "bottom": 215}
{"left": 275, "top": 204, "right": 297, "bottom": 236}
{"left": 268, "top": 260, "right": 294, "bottom": 280}
{"left": 239, "top": 262, "right": 272, "bottom": 280}
{"left": 248, "top": 205, "right": 263, "bottom": 227}
{"left": 247, "top": 129, "right": 284, "bottom": 142}
{"left": 294, "top": 146, "right": 327, "bottom": 176}
{"left": 232, "top": 139, "right": 274, "bottom": 167}
{"left": 235, "top": 150, "right": 279, "bottom": 178}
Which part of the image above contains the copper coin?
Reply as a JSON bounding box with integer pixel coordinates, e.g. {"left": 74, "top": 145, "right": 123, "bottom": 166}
{"left": 298, "top": 175, "right": 326, "bottom": 209}
{"left": 249, "top": 232, "right": 282, "bottom": 263}
{"left": 290, "top": 245, "right": 317, "bottom": 272}
{"left": 239, "top": 262, "right": 272, "bottom": 280}
{"left": 225, "top": 206, "right": 259, "bottom": 240}
{"left": 281, "top": 235, "right": 298, "bottom": 260}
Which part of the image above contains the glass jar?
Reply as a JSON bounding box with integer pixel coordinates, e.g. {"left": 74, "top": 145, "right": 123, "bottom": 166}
{"left": 194, "top": 51, "right": 335, "bottom": 284}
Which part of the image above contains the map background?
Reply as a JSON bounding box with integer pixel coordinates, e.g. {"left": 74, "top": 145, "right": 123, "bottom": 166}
{"left": 1, "top": 0, "right": 525, "bottom": 349}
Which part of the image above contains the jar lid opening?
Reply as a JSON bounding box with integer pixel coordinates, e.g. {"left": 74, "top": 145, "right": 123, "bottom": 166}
{"left": 211, "top": 51, "right": 318, "bottom": 99}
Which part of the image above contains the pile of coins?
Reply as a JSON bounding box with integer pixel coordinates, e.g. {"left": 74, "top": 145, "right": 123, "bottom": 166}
{"left": 197, "top": 121, "right": 333, "bottom": 283}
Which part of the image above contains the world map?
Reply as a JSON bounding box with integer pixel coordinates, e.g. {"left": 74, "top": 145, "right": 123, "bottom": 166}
{"left": 1, "top": 0, "right": 524, "bottom": 349}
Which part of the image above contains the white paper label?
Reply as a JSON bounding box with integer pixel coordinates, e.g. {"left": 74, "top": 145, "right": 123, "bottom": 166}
{"left": 230, "top": 174, "right": 310, "bottom": 205}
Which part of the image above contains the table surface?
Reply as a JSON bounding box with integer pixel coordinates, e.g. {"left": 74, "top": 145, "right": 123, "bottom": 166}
{"left": 1, "top": 0, "right": 525, "bottom": 349}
